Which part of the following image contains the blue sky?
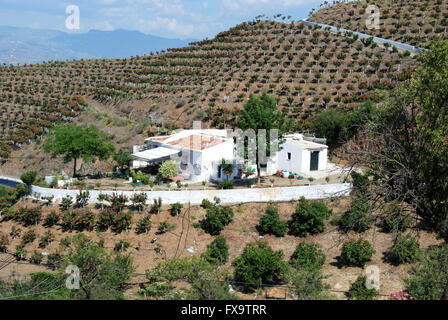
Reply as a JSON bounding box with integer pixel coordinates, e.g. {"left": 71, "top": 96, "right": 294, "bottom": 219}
{"left": 0, "top": 0, "right": 326, "bottom": 40}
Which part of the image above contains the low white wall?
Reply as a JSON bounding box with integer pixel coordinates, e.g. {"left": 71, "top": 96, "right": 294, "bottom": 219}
{"left": 29, "top": 183, "right": 352, "bottom": 205}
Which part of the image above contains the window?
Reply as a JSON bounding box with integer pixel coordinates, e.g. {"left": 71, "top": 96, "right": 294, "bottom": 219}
{"left": 287, "top": 152, "right": 291, "bottom": 161}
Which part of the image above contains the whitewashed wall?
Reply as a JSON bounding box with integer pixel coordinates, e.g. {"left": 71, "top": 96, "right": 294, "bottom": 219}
{"left": 203, "top": 139, "right": 235, "bottom": 181}
{"left": 29, "top": 183, "right": 352, "bottom": 205}
{"left": 319, "top": 148, "right": 328, "bottom": 171}
{"left": 277, "top": 142, "right": 305, "bottom": 174}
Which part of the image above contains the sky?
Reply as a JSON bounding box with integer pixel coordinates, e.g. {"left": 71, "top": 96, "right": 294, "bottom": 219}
{"left": 0, "top": 0, "right": 327, "bottom": 40}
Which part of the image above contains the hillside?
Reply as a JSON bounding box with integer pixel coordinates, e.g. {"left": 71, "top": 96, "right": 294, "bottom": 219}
{"left": 0, "top": 18, "right": 418, "bottom": 168}
{"left": 309, "top": 0, "right": 448, "bottom": 49}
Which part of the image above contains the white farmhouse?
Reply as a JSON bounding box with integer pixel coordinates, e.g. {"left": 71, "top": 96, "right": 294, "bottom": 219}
{"left": 132, "top": 129, "right": 237, "bottom": 183}
{"left": 132, "top": 130, "right": 328, "bottom": 182}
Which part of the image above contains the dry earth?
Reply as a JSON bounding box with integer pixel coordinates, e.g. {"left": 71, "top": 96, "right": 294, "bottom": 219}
{"left": 0, "top": 197, "right": 441, "bottom": 300}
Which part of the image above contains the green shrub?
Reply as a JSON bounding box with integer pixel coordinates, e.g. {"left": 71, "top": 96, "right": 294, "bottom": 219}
{"left": 77, "top": 209, "right": 95, "bottom": 231}
{"left": 16, "top": 207, "right": 42, "bottom": 226}
{"left": 20, "top": 171, "right": 37, "bottom": 186}
{"left": 75, "top": 190, "right": 90, "bottom": 208}
{"left": 150, "top": 197, "right": 162, "bottom": 214}
{"left": 169, "top": 203, "right": 183, "bottom": 216}
{"left": 157, "top": 222, "right": 175, "bottom": 234}
{"left": 405, "top": 244, "right": 448, "bottom": 300}
{"left": 47, "top": 252, "right": 63, "bottom": 268}
{"left": 339, "top": 199, "right": 373, "bottom": 233}
{"left": 232, "top": 241, "right": 289, "bottom": 291}
{"left": 138, "top": 282, "right": 171, "bottom": 298}
{"left": 111, "top": 211, "right": 133, "bottom": 233}
{"left": 201, "top": 198, "right": 213, "bottom": 209}
{"left": 130, "top": 193, "right": 147, "bottom": 212}
{"left": 44, "top": 211, "right": 59, "bottom": 227}
{"left": 201, "top": 201, "right": 234, "bottom": 236}
{"left": 15, "top": 245, "right": 26, "bottom": 260}
{"left": 136, "top": 215, "right": 152, "bottom": 234}
{"left": 341, "top": 239, "right": 375, "bottom": 267}
{"left": 258, "top": 206, "right": 287, "bottom": 237}
{"left": 219, "top": 158, "right": 235, "bottom": 180}
{"left": 60, "top": 236, "right": 71, "bottom": 248}
{"left": 0, "top": 186, "right": 7, "bottom": 198}
{"left": 288, "top": 197, "right": 332, "bottom": 237}
{"left": 350, "top": 171, "right": 370, "bottom": 194}
{"left": 61, "top": 209, "right": 94, "bottom": 232}
{"left": 60, "top": 210, "right": 77, "bottom": 231}
{"left": 60, "top": 195, "right": 73, "bottom": 211}
{"left": 288, "top": 268, "right": 329, "bottom": 300}
{"left": 21, "top": 230, "right": 37, "bottom": 246}
{"left": 0, "top": 234, "right": 10, "bottom": 252}
{"left": 108, "top": 193, "right": 129, "bottom": 212}
{"left": 30, "top": 251, "right": 43, "bottom": 264}
{"left": 10, "top": 226, "right": 21, "bottom": 239}
{"left": 310, "top": 102, "right": 374, "bottom": 148}
{"left": 39, "top": 231, "right": 54, "bottom": 248}
{"left": 219, "top": 180, "right": 234, "bottom": 189}
{"left": 348, "top": 275, "right": 378, "bottom": 300}
{"left": 114, "top": 240, "right": 131, "bottom": 252}
{"left": 382, "top": 203, "right": 412, "bottom": 233}
{"left": 96, "top": 209, "right": 114, "bottom": 231}
{"left": 130, "top": 169, "right": 150, "bottom": 185}
{"left": 158, "top": 160, "right": 178, "bottom": 180}
{"left": 113, "top": 151, "right": 133, "bottom": 171}
{"left": 201, "top": 236, "right": 229, "bottom": 265}
{"left": 386, "top": 234, "right": 421, "bottom": 265}
{"left": 290, "top": 241, "right": 326, "bottom": 271}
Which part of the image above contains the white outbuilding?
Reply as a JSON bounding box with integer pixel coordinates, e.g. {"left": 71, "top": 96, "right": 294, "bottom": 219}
{"left": 276, "top": 134, "right": 328, "bottom": 174}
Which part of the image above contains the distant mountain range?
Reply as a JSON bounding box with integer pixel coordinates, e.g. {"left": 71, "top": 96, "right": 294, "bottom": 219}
{"left": 0, "top": 26, "right": 195, "bottom": 65}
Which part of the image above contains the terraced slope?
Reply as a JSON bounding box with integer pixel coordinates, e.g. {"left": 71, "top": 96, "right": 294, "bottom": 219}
{"left": 0, "top": 19, "right": 417, "bottom": 161}
{"left": 309, "top": 0, "right": 448, "bottom": 49}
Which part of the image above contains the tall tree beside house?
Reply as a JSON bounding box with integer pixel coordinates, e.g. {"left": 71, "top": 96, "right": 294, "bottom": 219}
{"left": 43, "top": 123, "right": 115, "bottom": 177}
{"left": 351, "top": 40, "right": 448, "bottom": 299}
{"left": 353, "top": 40, "right": 448, "bottom": 240}
{"left": 113, "top": 150, "right": 134, "bottom": 172}
{"left": 20, "top": 171, "right": 37, "bottom": 194}
{"left": 236, "top": 92, "right": 291, "bottom": 184}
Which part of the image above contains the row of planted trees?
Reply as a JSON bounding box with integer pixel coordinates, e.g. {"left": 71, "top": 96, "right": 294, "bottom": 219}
{"left": 0, "top": 186, "right": 187, "bottom": 265}
{"left": 309, "top": 0, "right": 447, "bottom": 49}
{"left": 0, "top": 179, "right": 444, "bottom": 300}
{"left": 0, "top": 15, "right": 417, "bottom": 154}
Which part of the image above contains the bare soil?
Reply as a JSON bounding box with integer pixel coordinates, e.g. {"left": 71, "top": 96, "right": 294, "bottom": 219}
{"left": 0, "top": 197, "right": 441, "bottom": 300}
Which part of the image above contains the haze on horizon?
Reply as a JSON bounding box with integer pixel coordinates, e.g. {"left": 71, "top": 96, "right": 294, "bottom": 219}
{"left": 0, "top": 0, "right": 326, "bottom": 40}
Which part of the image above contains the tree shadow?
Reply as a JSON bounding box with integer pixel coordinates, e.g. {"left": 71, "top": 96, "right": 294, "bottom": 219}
{"left": 329, "top": 256, "right": 345, "bottom": 269}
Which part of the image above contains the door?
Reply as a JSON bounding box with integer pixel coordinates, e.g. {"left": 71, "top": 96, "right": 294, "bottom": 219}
{"left": 310, "top": 151, "right": 319, "bottom": 171}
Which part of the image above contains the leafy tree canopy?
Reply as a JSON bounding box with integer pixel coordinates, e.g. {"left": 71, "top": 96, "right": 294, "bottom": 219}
{"left": 113, "top": 150, "right": 134, "bottom": 171}
{"left": 235, "top": 92, "right": 291, "bottom": 184}
{"left": 232, "top": 241, "right": 289, "bottom": 291}
{"left": 406, "top": 244, "right": 448, "bottom": 300}
{"left": 356, "top": 40, "right": 448, "bottom": 240}
{"left": 43, "top": 123, "right": 115, "bottom": 177}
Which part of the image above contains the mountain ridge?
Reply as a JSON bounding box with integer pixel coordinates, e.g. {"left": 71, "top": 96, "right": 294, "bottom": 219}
{"left": 0, "top": 25, "right": 195, "bottom": 64}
